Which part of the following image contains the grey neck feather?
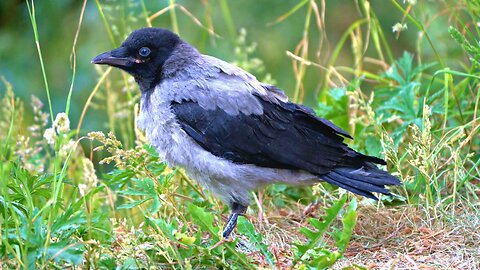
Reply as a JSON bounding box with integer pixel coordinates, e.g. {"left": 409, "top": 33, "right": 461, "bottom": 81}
{"left": 140, "top": 40, "right": 201, "bottom": 104}
{"left": 161, "top": 41, "right": 201, "bottom": 79}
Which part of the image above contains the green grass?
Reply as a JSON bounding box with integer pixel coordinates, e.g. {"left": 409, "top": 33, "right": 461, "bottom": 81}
{"left": 1, "top": 0, "right": 479, "bottom": 268}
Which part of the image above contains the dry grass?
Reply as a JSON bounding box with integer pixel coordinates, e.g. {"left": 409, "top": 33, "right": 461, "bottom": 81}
{"left": 335, "top": 204, "right": 480, "bottom": 269}
{"left": 241, "top": 202, "right": 480, "bottom": 269}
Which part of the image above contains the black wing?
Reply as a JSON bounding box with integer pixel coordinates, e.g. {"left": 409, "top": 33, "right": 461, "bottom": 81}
{"left": 171, "top": 96, "right": 383, "bottom": 176}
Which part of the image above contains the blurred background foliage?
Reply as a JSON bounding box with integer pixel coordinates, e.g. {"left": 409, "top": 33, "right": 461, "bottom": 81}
{"left": 1, "top": 0, "right": 451, "bottom": 131}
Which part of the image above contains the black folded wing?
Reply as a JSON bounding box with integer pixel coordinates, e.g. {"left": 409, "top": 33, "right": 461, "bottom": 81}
{"left": 171, "top": 96, "right": 383, "bottom": 176}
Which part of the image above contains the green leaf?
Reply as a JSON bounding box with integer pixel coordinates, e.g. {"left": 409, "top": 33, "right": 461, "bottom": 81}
{"left": 150, "top": 217, "right": 177, "bottom": 239}
{"left": 45, "top": 240, "right": 84, "bottom": 265}
{"left": 186, "top": 204, "right": 254, "bottom": 268}
{"left": 365, "top": 136, "right": 382, "bottom": 157}
{"left": 144, "top": 143, "right": 160, "bottom": 158}
{"left": 330, "top": 87, "right": 346, "bottom": 101}
{"left": 396, "top": 51, "right": 414, "bottom": 83}
{"left": 237, "top": 216, "right": 275, "bottom": 265}
{"left": 187, "top": 204, "right": 219, "bottom": 240}
{"left": 336, "top": 198, "right": 357, "bottom": 253}
{"left": 103, "top": 169, "right": 136, "bottom": 188}
{"left": 98, "top": 255, "right": 117, "bottom": 270}
{"left": 146, "top": 161, "right": 167, "bottom": 176}
{"left": 294, "top": 195, "right": 358, "bottom": 269}
{"left": 118, "top": 178, "right": 162, "bottom": 214}
{"left": 315, "top": 103, "right": 333, "bottom": 117}
{"left": 295, "top": 195, "right": 348, "bottom": 255}
{"left": 384, "top": 51, "right": 435, "bottom": 87}
{"left": 117, "top": 198, "right": 149, "bottom": 209}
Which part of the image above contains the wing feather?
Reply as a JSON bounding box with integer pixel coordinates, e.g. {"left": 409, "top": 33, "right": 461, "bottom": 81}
{"left": 171, "top": 96, "right": 354, "bottom": 175}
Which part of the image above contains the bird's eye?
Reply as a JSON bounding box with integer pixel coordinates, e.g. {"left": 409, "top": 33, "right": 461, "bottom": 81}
{"left": 138, "top": 47, "right": 151, "bottom": 57}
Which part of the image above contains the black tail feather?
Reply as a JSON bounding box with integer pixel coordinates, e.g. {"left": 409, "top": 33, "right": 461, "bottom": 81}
{"left": 321, "top": 164, "right": 401, "bottom": 200}
{"left": 361, "top": 154, "right": 387, "bottom": 165}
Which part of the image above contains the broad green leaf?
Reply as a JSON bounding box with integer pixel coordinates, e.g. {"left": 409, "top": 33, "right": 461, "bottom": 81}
{"left": 187, "top": 204, "right": 219, "bottom": 240}
{"left": 45, "top": 240, "right": 84, "bottom": 265}
{"left": 237, "top": 216, "right": 275, "bottom": 265}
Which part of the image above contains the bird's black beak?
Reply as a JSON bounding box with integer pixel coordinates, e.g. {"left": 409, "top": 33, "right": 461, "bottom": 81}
{"left": 91, "top": 47, "right": 133, "bottom": 67}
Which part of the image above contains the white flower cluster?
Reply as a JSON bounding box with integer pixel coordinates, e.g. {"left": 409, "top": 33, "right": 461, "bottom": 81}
{"left": 43, "top": 112, "right": 71, "bottom": 145}
{"left": 392, "top": 23, "right": 408, "bottom": 33}
{"left": 79, "top": 158, "right": 99, "bottom": 196}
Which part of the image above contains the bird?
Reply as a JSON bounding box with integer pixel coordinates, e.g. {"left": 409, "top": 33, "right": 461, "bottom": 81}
{"left": 92, "top": 27, "right": 401, "bottom": 238}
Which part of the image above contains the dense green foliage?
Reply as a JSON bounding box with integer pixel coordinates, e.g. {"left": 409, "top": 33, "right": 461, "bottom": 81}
{"left": 0, "top": 0, "right": 479, "bottom": 268}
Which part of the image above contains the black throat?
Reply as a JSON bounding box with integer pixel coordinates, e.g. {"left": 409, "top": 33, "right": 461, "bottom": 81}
{"left": 135, "top": 72, "right": 163, "bottom": 94}
{"left": 136, "top": 75, "right": 161, "bottom": 110}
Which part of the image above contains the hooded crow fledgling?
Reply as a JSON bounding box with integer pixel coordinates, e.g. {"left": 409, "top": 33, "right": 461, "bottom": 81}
{"left": 92, "top": 28, "right": 401, "bottom": 238}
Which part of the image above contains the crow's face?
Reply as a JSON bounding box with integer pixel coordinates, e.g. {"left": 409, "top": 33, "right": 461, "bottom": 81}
{"left": 92, "top": 28, "right": 180, "bottom": 90}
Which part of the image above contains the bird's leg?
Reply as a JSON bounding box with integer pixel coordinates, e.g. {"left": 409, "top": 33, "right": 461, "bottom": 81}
{"left": 222, "top": 213, "right": 239, "bottom": 238}
{"left": 222, "top": 202, "right": 247, "bottom": 238}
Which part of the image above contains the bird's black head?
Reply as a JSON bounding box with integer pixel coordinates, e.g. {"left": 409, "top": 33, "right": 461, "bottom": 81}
{"left": 91, "top": 28, "right": 180, "bottom": 91}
